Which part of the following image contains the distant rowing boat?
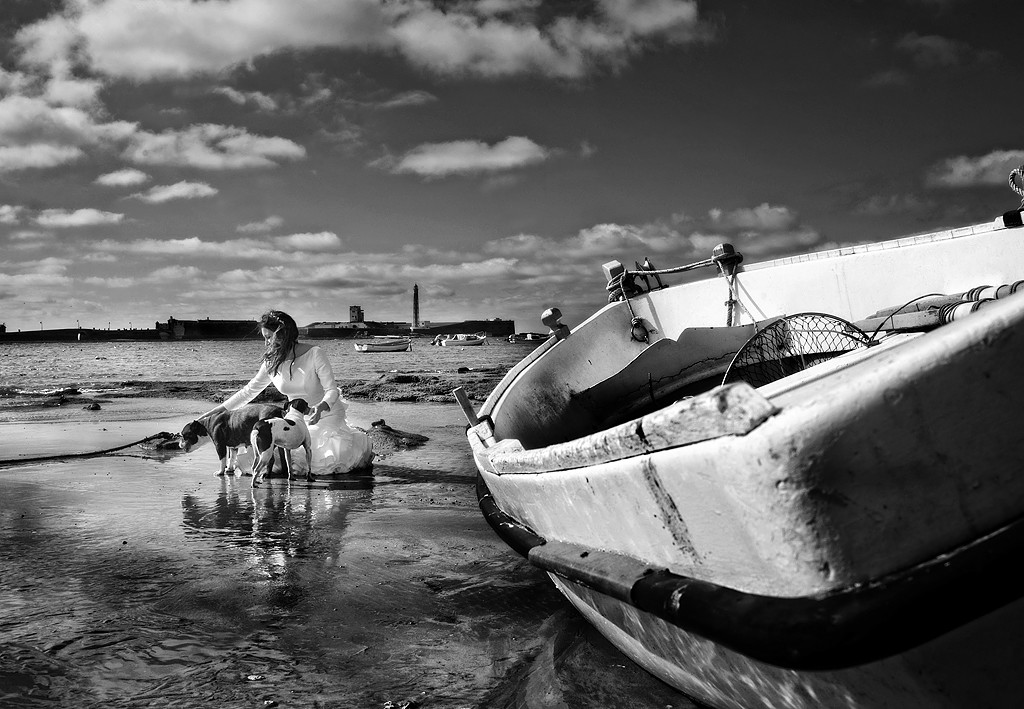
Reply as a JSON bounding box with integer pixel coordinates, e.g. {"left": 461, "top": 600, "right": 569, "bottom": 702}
{"left": 459, "top": 169, "right": 1024, "bottom": 709}
{"left": 507, "top": 332, "right": 546, "bottom": 343}
{"left": 436, "top": 334, "right": 486, "bottom": 346}
{"left": 353, "top": 337, "right": 412, "bottom": 352}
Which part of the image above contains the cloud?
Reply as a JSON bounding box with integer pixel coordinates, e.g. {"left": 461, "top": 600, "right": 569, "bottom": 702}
{"left": 483, "top": 201, "right": 822, "bottom": 267}
{"left": 895, "top": 32, "right": 995, "bottom": 68}
{"left": 15, "top": 0, "right": 707, "bottom": 82}
{"left": 374, "top": 90, "right": 438, "bottom": 109}
{"left": 863, "top": 69, "right": 910, "bottom": 88}
{"left": 273, "top": 232, "right": 343, "bottom": 251}
{"left": 0, "top": 205, "right": 23, "bottom": 224}
{"left": 377, "top": 136, "right": 551, "bottom": 177}
{"left": 0, "top": 143, "right": 84, "bottom": 171}
{"left": 148, "top": 265, "right": 204, "bottom": 282}
{"left": 95, "top": 168, "right": 150, "bottom": 187}
{"left": 709, "top": 203, "right": 799, "bottom": 232}
{"left": 123, "top": 124, "right": 306, "bottom": 169}
{"left": 34, "top": 208, "right": 125, "bottom": 228}
{"left": 853, "top": 193, "right": 933, "bottom": 216}
{"left": 0, "top": 95, "right": 137, "bottom": 173}
{"left": 212, "top": 86, "right": 278, "bottom": 111}
{"left": 925, "top": 150, "right": 1024, "bottom": 188}
{"left": 130, "top": 181, "right": 219, "bottom": 204}
{"left": 237, "top": 215, "right": 284, "bottom": 233}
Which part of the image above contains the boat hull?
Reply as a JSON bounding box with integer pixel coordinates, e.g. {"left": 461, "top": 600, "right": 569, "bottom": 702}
{"left": 354, "top": 339, "right": 411, "bottom": 352}
{"left": 465, "top": 212, "right": 1024, "bottom": 707}
{"left": 553, "top": 575, "right": 1024, "bottom": 709}
{"left": 440, "top": 336, "right": 485, "bottom": 346}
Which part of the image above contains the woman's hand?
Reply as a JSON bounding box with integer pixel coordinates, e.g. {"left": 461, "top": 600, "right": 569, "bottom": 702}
{"left": 308, "top": 401, "right": 329, "bottom": 425}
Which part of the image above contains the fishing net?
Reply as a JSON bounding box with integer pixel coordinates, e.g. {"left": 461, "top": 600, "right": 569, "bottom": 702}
{"left": 722, "top": 313, "right": 872, "bottom": 388}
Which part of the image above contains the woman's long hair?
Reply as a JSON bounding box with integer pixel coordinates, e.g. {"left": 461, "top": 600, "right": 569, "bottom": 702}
{"left": 260, "top": 310, "right": 299, "bottom": 376}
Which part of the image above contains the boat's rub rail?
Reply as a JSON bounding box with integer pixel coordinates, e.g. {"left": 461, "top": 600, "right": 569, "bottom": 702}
{"left": 478, "top": 473, "right": 1024, "bottom": 671}
{"left": 485, "top": 382, "right": 778, "bottom": 474}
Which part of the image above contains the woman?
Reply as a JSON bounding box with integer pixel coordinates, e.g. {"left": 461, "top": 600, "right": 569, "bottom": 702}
{"left": 203, "top": 310, "right": 374, "bottom": 476}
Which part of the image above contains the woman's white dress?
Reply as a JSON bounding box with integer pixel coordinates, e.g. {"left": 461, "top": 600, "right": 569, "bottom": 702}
{"left": 222, "top": 346, "right": 374, "bottom": 474}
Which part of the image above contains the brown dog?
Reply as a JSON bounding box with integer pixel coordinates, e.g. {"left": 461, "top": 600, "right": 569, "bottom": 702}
{"left": 180, "top": 403, "right": 284, "bottom": 475}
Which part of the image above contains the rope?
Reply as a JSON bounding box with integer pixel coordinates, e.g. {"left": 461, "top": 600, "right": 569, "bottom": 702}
{"left": 1011, "top": 165, "right": 1024, "bottom": 208}
{"left": 0, "top": 432, "right": 176, "bottom": 468}
{"left": 606, "top": 255, "right": 727, "bottom": 342}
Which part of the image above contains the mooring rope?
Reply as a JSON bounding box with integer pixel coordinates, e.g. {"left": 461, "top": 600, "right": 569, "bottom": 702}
{"left": 0, "top": 432, "right": 176, "bottom": 468}
{"left": 1010, "top": 164, "right": 1024, "bottom": 209}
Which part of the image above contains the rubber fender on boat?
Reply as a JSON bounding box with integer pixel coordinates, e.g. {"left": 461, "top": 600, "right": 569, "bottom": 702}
{"left": 938, "top": 298, "right": 997, "bottom": 323}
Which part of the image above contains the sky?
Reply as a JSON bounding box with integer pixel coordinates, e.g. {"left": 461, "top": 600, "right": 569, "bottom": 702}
{"left": 1, "top": 0, "right": 1023, "bottom": 333}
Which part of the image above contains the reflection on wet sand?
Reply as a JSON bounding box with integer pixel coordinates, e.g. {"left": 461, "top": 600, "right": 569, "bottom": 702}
{"left": 0, "top": 407, "right": 690, "bottom": 708}
{"left": 181, "top": 475, "right": 375, "bottom": 582}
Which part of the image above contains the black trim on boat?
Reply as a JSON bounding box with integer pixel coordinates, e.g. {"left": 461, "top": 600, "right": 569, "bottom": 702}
{"left": 476, "top": 473, "right": 1024, "bottom": 671}
{"left": 475, "top": 476, "right": 545, "bottom": 557}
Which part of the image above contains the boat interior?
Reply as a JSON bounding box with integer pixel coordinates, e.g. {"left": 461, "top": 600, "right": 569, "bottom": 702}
{"left": 487, "top": 289, "right": 1006, "bottom": 451}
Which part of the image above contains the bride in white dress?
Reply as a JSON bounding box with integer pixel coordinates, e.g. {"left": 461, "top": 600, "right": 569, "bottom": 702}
{"left": 204, "top": 310, "right": 374, "bottom": 476}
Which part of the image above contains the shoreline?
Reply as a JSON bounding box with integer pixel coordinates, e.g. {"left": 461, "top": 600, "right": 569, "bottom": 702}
{"left": 0, "top": 366, "right": 507, "bottom": 413}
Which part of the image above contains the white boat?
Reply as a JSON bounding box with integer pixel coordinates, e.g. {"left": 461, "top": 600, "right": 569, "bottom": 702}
{"left": 353, "top": 337, "right": 412, "bottom": 352}
{"left": 458, "top": 181, "right": 1024, "bottom": 708}
{"left": 438, "top": 333, "right": 486, "bottom": 346}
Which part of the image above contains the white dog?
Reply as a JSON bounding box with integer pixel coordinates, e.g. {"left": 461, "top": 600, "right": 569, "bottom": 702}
{"left": 250, "top": 399, "right": 314, "bottom": 487}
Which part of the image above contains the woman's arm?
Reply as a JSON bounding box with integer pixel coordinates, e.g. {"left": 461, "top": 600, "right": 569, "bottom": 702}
{"left": 308, "top": 348, "right": 341, "bottom": 424}
{"left": 221, "top": 363, "right": 273, "bottom": 411}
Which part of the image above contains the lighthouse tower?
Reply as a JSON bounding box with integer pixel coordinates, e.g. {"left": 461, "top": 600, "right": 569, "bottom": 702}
{"left": 413, "top": 284, "right": 420, "bottom": 330}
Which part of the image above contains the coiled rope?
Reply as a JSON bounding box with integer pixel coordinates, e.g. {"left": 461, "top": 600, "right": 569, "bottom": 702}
{"left": 606, "top": 254, "right": 739, "bottom": 339}
{"left": 1010, "top": 164, "right": 1024, "bottom": 209}
{"left": 0, "top": 432, "right": 176, "bottom": 468}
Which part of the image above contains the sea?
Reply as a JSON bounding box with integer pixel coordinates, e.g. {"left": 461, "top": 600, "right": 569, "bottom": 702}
{"left": 0, "top": 339, "right": 692, "bottom": 709}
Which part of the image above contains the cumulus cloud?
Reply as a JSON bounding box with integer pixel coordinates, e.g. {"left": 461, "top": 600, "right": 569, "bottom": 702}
{"left": 0, "top": 205, "right": 23, "bottom": 224}
{"left": 148, "top": 265, "right": 204, "bottom": 282}
{"left": 925, "top": 150, "right": 1024, "bottom": 188}
{"left": 130, "top": 181, "right": 218, "bottom": 204}
{"left": 377, "top": 136, "right": 551, "bottom": 177}
{"left": 237, "top": 215, "right": 285, "bottom": 233}
{"left": 895, "top": 32, "right": 995, "bottom": 68}
{"left": 14, "top": 0, "right": 707, "bottom": 82}
{"left": 708, "top": 203, "right": 798, "bottom": 232}
{"left": 273, "top": 232, "right": 343, "bottom": 251}
{"left": 95, "top": 168, "right": 150, "bottom": 187}
{"left": 0, "top": 95, "right": 136, "bottom": 158}
{"left": 213, "top": 86, "right": 279, "bottom": 111}
{"left": 34, "top": 208, "right": 125, "bottom": 228}
{"left": 0, "top": 91, "right": 302, "bottom": 174}
{"left": 123, "top": 124, "right": 306, "bottom": 169}
{"left": 483, "top": 201, "right": 822, "bottom": 267}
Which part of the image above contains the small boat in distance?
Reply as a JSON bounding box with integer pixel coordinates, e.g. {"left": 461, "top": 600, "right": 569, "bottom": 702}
{"left": 458, "top": 171, "right": 1024, "bottom": 709}
{"left": 507, "top": 332, "right": 546, "bottom": 343}
{"left": 434, "top": 333, "right": 486, "bottom": 346}
{"left": 353, "top": 336, "right": 412, "bottom": 352}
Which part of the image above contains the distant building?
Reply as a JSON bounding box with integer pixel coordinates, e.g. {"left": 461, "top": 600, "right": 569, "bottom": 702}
{"left": 349, "top": 306, "right": 364, "bottom": 323}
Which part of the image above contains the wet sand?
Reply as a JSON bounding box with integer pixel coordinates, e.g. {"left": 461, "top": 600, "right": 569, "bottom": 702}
{"left": 0, "top": 399, "right": 689, "bottom": 709}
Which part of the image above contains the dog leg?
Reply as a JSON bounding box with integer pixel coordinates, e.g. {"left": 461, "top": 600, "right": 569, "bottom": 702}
{"left": 283, "top": 448, "right": 295, "bottom": 481}
{"left": 303, "top": 444, "right": 315, "bottom": 482}
{"left": 215, "top": 442, "right": 229, "bottom": 475}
